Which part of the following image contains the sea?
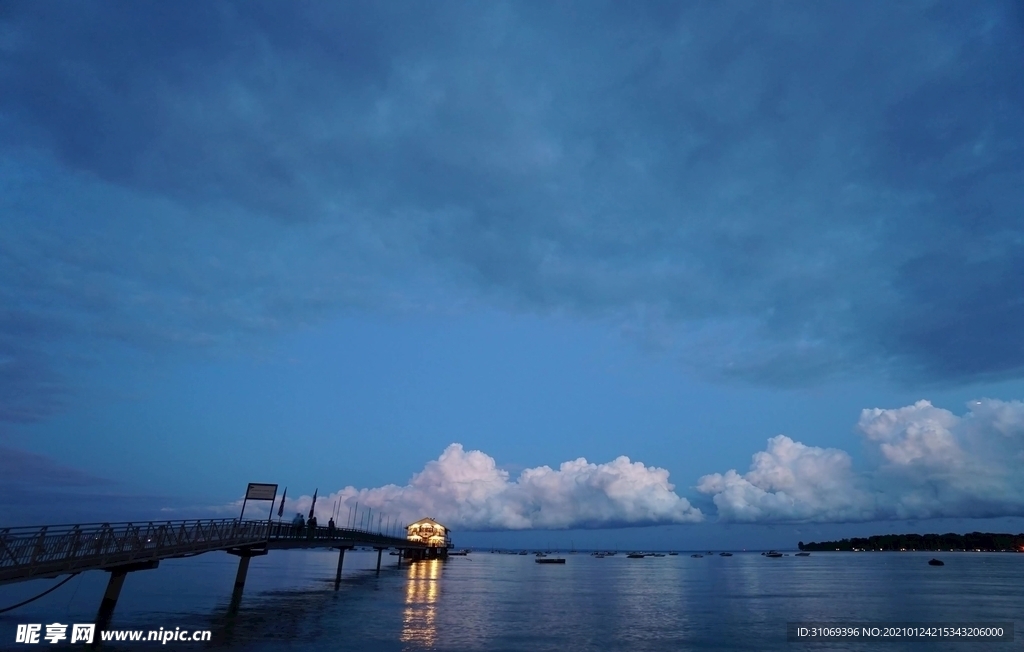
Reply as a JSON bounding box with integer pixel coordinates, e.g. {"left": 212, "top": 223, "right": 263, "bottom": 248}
{"left": 1, "top": 549, "right": 1020, "bottom": 651}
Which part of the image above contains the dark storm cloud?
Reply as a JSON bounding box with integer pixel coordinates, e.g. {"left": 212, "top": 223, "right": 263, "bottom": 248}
{"left": 0, "top": 348, "right": 66, "bottom": 423}
{"left": 0, "top": 445, "right": 194, "bottom": 524}
{"left": 0, "top": 445, "right": 111, "bottom": 487}
{"left": 1, "top": 0, "right": 1023, "bottom": 420}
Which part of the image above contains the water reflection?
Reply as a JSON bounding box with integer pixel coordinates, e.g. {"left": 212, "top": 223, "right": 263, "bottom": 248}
{"left": 400, "top": 559, "right": 442, "bottom": 647}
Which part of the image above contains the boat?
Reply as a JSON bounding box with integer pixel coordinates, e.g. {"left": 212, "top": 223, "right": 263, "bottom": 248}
{"left": 535, "top": 552, "right": 547, "bottom": 558}
{"left": 795, "top": 552, "right": 810, "bottom": 557}
{"left": 928, "top": 558, "right": 945, "bottom": 566}
{"left": 649, "top": 553, "right": 665, "bottom": 557}
{"left": 626, "top": 553, "right": 645, "bottom": 558}
{"left": 765, "top": 551, "right": 783, "bottom": 558}
{"left": 668, "top": 552, "right": 678, "bottom": 556}
{"left": 691, "top": 554, "right": 703, "bottom": 558}
{"left": 536, "top": 558, "right": 566, "bottom": 564}
{"left": 389, "top": 551, "right": 400, "bottom": 556}
{"left": 519, "top": 551, "right": 528, "bottom": 555}
{"left": 719, "top": 552, "right": 733, "bottom": 557}
{"left": 593, "top": 553, "right": 606, "bottom": 558}
{"left": 449, "top": 549, "right": 470, "bottom": 556}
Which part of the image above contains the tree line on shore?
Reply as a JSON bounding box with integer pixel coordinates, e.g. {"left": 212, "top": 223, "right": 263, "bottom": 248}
{"left": 798, "top": 532, "right": 1024, "bottom": 552}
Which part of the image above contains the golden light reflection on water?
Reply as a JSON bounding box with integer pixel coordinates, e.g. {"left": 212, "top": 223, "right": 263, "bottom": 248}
{"left": 400, "top": 559, "right": 441, "bottom": 647}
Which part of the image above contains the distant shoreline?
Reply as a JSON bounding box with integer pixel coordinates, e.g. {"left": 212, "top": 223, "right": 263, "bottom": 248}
{"left": 799, "top": 532, "right": 1024, "bottom": 552}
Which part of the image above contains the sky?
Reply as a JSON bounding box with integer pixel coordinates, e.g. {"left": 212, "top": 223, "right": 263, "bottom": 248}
{"left": 2, "top": 0, "right": 1024, "bottom": 548}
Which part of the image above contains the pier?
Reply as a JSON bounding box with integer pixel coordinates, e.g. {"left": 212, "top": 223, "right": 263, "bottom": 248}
{"left": 0, "top": 517, "right": 446, "bottom": 629}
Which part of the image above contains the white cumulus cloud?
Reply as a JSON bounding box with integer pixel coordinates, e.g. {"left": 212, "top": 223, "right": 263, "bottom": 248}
{"left": 699, "top": 399, "right": 1024, "bottom": 523}
{"left": 696, "top": 435, "right": 875, "bottom": 522}
{"left": 291, "top": 443, "right": 703, "bottom": 530}
{"left": 858, "top": 399, "right": 1024, "bottom": 519}
{"left": 858, "top": 399, "right": 963, "bottom": 468}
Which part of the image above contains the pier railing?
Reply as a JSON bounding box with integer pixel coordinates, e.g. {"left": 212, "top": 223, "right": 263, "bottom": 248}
{"left": 0, "top": 519, "right": 425, "bottom": 586}
{"left": 0, "top": 519, "right": 270, "bottom": 585}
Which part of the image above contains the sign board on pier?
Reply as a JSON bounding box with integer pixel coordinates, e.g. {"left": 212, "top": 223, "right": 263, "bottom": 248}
{"left": 245, "top": 483, "right": 279, "bottom": 501}
{"left": 240, "top": 483, "right": 279, "bottom": 521}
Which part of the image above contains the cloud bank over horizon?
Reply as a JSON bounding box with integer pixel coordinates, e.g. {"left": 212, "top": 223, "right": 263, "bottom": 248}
{"left": 699, "top": 399, "right": 1024, "bottom": 523}
{"left": 265, "top": 398, "right": 1024, "bottom": 531}
{"left": 284, "top": 443, "right": 702, "bottom": 531}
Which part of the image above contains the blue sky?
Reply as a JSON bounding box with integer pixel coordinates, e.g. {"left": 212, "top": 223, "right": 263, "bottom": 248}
{"left": 2, "top": 1, "right": 1024, "bottom": 547}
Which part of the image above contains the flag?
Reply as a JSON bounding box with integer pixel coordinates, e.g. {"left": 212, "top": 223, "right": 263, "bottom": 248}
{"left": 308, "top": 488, "right": 318, "bottom": 519}
{"left": 277, "top": 487, "right": 287, "bottom": 518}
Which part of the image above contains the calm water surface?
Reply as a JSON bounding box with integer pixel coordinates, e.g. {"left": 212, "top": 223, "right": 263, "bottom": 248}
{"left": 1, "top": 550, "right": 1020, "bottom": 651}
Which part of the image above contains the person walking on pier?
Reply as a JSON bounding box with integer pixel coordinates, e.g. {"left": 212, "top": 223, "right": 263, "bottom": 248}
{"left": 327, "top": 517, "right": 336, "bottom": 536}
{"left": 292, "top": 513, "right": 305, "bottom": 537}
{"left": 308, "top": 515, "right": 318, "bottom": 539}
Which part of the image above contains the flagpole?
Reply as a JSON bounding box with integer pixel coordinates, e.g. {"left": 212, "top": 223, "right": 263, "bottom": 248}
{"left": 267, "top": 487, "right": 277, "bottom": 526}
{"left": 275, "top": 487, "right": 287, "bottom": 537}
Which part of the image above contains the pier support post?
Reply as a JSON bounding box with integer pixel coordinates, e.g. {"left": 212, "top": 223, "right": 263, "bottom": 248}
{"left": 226, "top": 546, "right": 268, "bottom": 604}
{"left": 233, "top": 556, "right": 251, "bottom": 595}
{"left": 375, "top": 548, "right": 383, "bottom": 574}
{"left": 94, "top": 560, "right": 160, "bottom": 639}
{"left": 334, "top": 547, "right": 349, "bottom": 590}
{"left": 95, "top": 570, "right": 127, "bottom": 632}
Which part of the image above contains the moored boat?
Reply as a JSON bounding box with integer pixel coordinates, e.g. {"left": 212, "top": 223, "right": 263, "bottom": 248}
{"left": 536, "top": 557, "right": 566, "bottom": 564}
